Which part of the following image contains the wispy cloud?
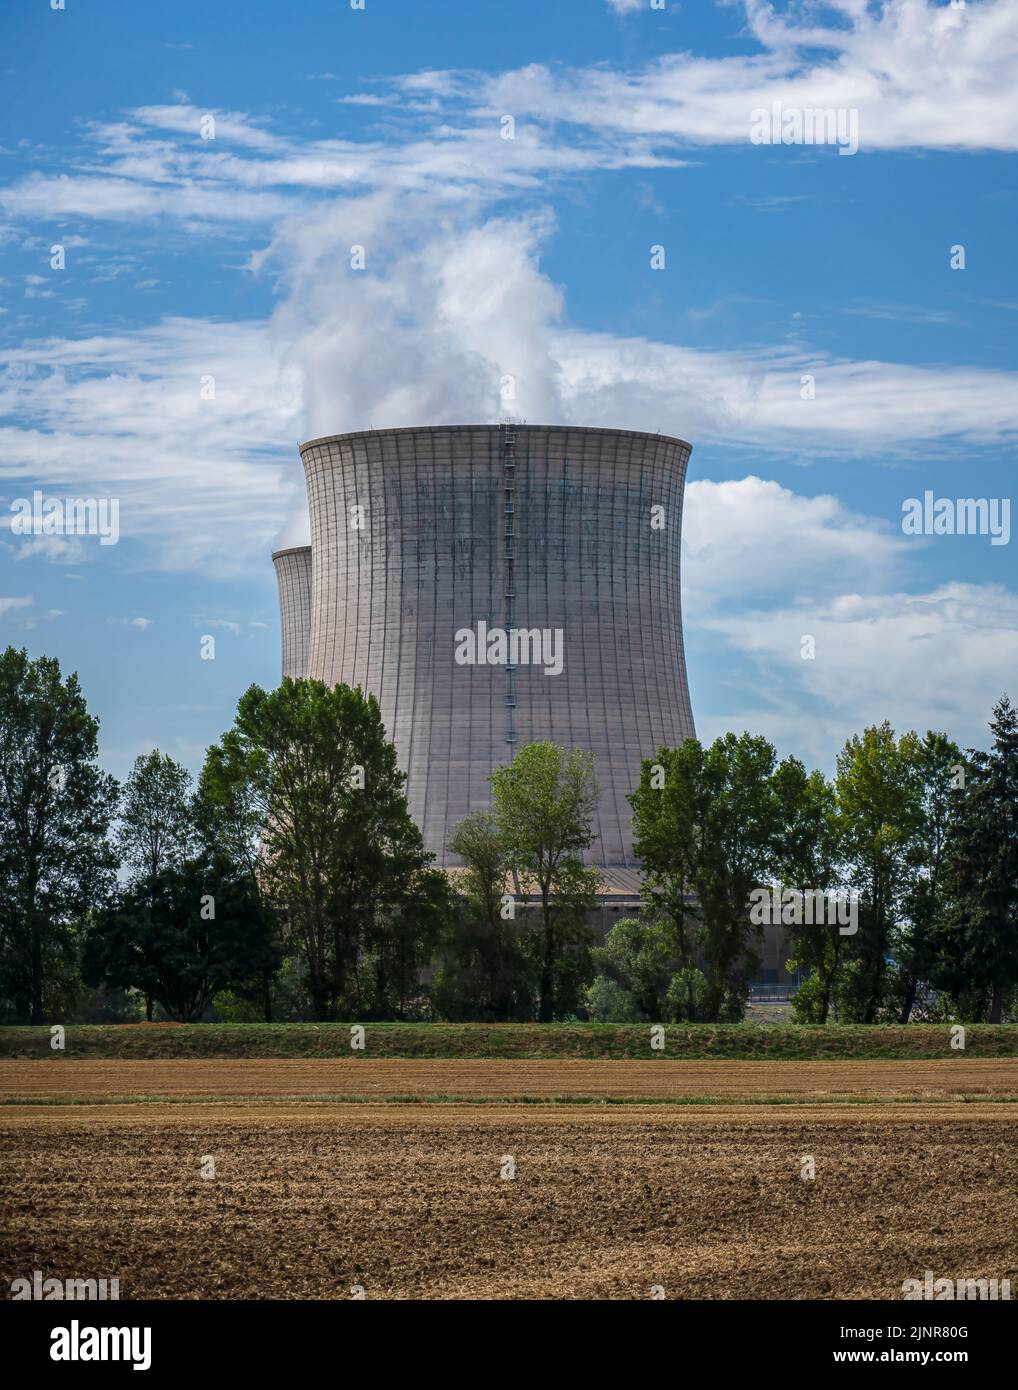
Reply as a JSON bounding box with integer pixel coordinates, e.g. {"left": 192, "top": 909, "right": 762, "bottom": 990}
{"left": 1, "top": 0, "right": 1016, "bottom": 588}
{"left": 22, "top": 2, "right": 1007, "bottom": 238}
{"left": 480, "top": 0, "right": 1018, "bottom": 153}
{"left": 0, "top": 318, "right": 303, "bottom": 575}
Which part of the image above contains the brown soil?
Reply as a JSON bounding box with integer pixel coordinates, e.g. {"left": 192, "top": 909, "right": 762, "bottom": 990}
{"left": 3, "top": 1057, "right": 1016, "bottom": 1104}
{"left": 2, "top": 1105, "right": 1016, "bottom": 1300}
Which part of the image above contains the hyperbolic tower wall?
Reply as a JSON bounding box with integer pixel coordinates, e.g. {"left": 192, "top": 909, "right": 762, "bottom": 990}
{"left": 271, "top": 545, "right": 312, "bottom": 681}
{"left": 273, "top": 424, "right": 695, "bottom": 868}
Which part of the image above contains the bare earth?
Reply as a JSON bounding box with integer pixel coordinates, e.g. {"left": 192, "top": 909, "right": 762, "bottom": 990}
{"left": 1, "top": 1104, "right": 1016, "bottom": 1300}
{"left": 2, "top": 1059, "right": 1016, "bottom": 1300}
{"left": 3, "top": 1057, "right": 1017, "bottom": 1104}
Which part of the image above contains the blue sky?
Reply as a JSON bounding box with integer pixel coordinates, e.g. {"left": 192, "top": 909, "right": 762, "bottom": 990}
{"left": 1, "top": 0, "right": 1015, "bottom": 785}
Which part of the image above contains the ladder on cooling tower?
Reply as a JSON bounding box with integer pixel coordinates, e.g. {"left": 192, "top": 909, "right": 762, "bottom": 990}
{"left": 501, "top": 424, "right": 517, "bottom": 756}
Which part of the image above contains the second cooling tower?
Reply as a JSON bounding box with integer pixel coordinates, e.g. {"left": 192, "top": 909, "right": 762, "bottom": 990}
{"left": 275, "top": 424, "right": 695, "bottom": 867}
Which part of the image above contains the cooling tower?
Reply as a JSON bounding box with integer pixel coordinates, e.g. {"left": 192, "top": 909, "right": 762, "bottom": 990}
{"left": 274, "top": 424, "right": 695, "bottom": 868}
{"left": 271, "top": 545, "right": 312, "bottom": 680}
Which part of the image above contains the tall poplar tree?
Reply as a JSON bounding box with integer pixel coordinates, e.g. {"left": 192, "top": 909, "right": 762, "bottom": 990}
{"left": 934, "top": 696, "right": 1018, "bottom": 1022}
{"left": 0, "top": 648, "right": 118, "bottom": 1023}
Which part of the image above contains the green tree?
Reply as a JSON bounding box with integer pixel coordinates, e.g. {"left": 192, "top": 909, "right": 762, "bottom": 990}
{"left": 696, "top": 733, "right": 779, "bottom": 1020}
{"left": 0, "top": 648, "right": 118, "bottom": 1024}
{"left": 359, "top": 863, "right": 451, "bottom": 1019}
{"left": 117, "top": 749, "right": 194, "bottom": 1020}
{"left": 629, "top": 740, "right": 704, "bottom": 1019}
{"left": 207, "top": 678, "right": 434, "bottom": 1020}
{"left": 585, "top": 973, "right": 641, "bottom": 1022}
{"left": 834, "top": 724, "right": 925, "bottom": 1022}
{"left": 491, "top": 742, "right": 601, "bottom": 1022}
{"left": 84, "top": 855, "right": 277, "bottom": 1022}
{"left": 632, "top": 733, "right": 779, "bottom": 1022}
{"left": 588, "top": 916, "right": 676, "bottom": 1021}
{"left": 119, "top": 750, "right": 193, "bottom": 887}
{"left": 931, "top": 696, "right": 1018, "bottom": 1022}
{"left": 441, "top": 812, "right": 527, "bottom": 1019}
{"left": 889, "top": 731, "right": 961, "bottom": 1023}
{"left": 197, "top": 739, "right": 282, "bottom": 1021}
{"left": 771, "top": 758, "right": 845, "bottom": 1024}
{"left": 431, "top": 897, "right": 535, "bottom": 1021}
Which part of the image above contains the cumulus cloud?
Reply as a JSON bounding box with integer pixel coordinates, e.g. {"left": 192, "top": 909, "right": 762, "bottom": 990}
{"left": 700, "top": 581, "right": 1018, "bottom": 761}
{"left": 676, "top": 477, "right": 1015, "bottom": 765}
{"left": 682, "top": 476, "right": 906, "bottom": 607}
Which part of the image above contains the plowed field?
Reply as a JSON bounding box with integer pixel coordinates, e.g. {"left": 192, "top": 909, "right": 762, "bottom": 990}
{"left": 2, "top": 1105, "right": 1016, "bottom": 1300}
{"left": 3, "top": 1057, "right": 1016, "bottom": 1105}
{"left": 4, "top": 1058, "right": 1016, "bottom": 1300}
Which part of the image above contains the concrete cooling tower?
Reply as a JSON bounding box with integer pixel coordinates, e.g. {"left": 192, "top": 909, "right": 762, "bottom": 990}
{"left": 271, "top": 545, "right": 312, "bottom": 681}
{"left": 272, "top": 424, "right": 695, "bottom": 868}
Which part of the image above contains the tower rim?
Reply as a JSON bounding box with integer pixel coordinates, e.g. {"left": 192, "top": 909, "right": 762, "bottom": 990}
{"left": 299, "top": 423, "right": 693, "bottom": 457}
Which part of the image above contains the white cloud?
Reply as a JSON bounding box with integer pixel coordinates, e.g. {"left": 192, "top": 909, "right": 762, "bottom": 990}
{"left": 0, "top": 89, "right": 683, "bottom": 228}
{"left": 699, "top": 581, "right": 1018, "bottom": 761}
{"left": 8, "top": 535, "right": 89, "bottom": 565}
{"left": 30, "top": 2, "right": 1003, "bottom": 232}
{"left": 2, "top": 197, "right": 1016, "bottom": 584}
{"left": 0, "top": 172, "right": 293, "bottom": 224}
{"left": 0, "top": 596, "right": 32, "bottom": 618}
{"left": 108, "top": 616, "right": 154, "bottom": 629}
{"left": 682, "top": 476, "right": 905, "bottom": 607}
{"left": 0, "top": 318, "right": 303, "bottom": 575}
{"left": 483, "top": 0, "right": 1018, "bottom": 152}
{"left": 555, "top": 332, "right": 1018, "bottom": 448}
{"left": 252, "top": 192, "right": 1018, "bottom": 448}
{"left": 676, "top": 475, "right": 1018, "bottom": 761}
{"left": 1, "top": 7, "right": 1015, "bottom": 589}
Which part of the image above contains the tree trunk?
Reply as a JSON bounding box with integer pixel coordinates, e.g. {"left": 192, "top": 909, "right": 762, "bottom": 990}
{"left": 145, "top": 993, "right": 153, "bottom": 1022}
{"left": 820, "top": 934, "right": 843, "bottom": 1025}
{"left": 538, "top": 890, "right": 554, "bottom": 1022}
{"left": 898, "top": 975, "right": 918, "bottom": 1026}
{"left": 989, "top": 981, "right": 1005, "bottom": 1024}
{"left": 30, "top": 914, "right": 43, "bottom": 1026}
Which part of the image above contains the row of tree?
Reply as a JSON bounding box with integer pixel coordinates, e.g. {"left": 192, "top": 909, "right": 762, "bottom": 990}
{"left": 607, "top": 706, "right": 1018, "bottom": 1025}
{"left": 1, "top": 643, "right": 1015, "bottom": 1024}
